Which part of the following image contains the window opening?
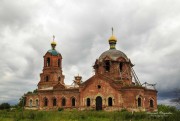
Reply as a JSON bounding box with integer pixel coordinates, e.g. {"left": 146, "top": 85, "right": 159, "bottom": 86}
{"left": 87, "top": 98, "right": 90, "bottom": 107}
{"left": 138, "top": 97, "right": 141, "bottom": 107}
{"left": 45, "top": 76, "right": 49, "bottom": 82}
{"left": 29, "top": 99, "right": 32, "bottom": 107}
{"left": 119, "top": 62, "right": 123, "bottom": 72}
{"left": 58, "top": 77, "right": 61, "bottom": 82}
{"left": 108, "top": 97, "right": 113, "bottom": 106}
{"left": 58, "top": 59, "right": 61, "bottom": 67}
{"left": 150, "top": 99, "right": 154, "bottom": 108}
{"left": 44, "top": 98, "right": 48, "bottom": 106}
{"left": 104, "top": 60, "right": 110, "bottom": 72}
{"left": 36, "top": 99, "right": 38, "bottom": 107}
{"left": 46, "top": 58, "right": 50, "bottom": 67}
{"left": 53, "top": 98, "right": 57, "bottom": 106}
{"left": 62, "top": 98, "right": 66, "bottom": 106}
{"left": 97, "top": 85, "right": 101, "bottom": 89}
{"left": 72, "top": 98, "right": 75, "bottom": 106}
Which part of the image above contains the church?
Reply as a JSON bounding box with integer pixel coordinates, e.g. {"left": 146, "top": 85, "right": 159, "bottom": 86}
{"left": 25, "top": 31, "right": 157, "bottom": 111}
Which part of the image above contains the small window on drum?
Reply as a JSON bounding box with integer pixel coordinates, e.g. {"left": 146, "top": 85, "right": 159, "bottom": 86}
{"left": 119, "top": 62, "right": 123, "bottom": 72}
{"left": 104, "top": 60, "right": 110, "bottom": 72}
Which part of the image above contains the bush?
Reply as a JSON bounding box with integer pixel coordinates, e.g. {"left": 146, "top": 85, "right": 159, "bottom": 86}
{"left": 58, "top": 107, "right": 64, "bottom": 111}
{"left": 29, "top": 111, "right": 35, "bottom": 119}
{"left": 160, "top": 111, "right": 180, "bottom": 121}
{"left": 133, "top": 112, "right": 147, "bottom": 120}
{"left": 121, "top": 108, "right": 128, "bottom": 112}
{"left": 0, "top": 103, "right": 10, "bottom": 110}
{"left": 158, "top": 104, "right": 177, "bottom": 113}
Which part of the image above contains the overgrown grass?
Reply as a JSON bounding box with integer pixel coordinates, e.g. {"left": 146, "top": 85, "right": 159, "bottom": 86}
{"left": 0, "top": 109, "right": 179, "bottom": 121}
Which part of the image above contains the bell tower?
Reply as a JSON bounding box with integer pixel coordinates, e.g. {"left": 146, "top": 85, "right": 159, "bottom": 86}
{"left": 38, "top": 36, "right": 65, "bottom": 89}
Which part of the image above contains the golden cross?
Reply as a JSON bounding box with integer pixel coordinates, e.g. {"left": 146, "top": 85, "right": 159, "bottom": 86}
{"left": 53, "top": 35, "right": 55, "bottom": 41}
{"left": 112, "top": 27, "right": 114, "bottom": 35}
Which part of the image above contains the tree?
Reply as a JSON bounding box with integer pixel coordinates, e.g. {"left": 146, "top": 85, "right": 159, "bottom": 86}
{"left": 0, "top": 103, "right": 10, "bottom": 110}
{"left": 18, "top": 96, "right": 26, "bottom": 107}
{"left": 33, "top": 89, "right": 38, "bottom": 93}
{"left": 158, "top": 104, "right": 177, "bottom": 113}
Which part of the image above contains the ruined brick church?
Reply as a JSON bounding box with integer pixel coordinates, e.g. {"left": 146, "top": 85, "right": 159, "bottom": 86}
{"left": 25, "top": 32, "right": 157, "bottom": 111}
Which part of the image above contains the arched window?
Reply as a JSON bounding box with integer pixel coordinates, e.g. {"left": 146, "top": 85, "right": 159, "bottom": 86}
{"left": 58, "top": 77, "right": 61, "bottom": 82}
{"left": 119, "top": 62, "right": 123, "bottom": 72}
{"left": 29, "top": 99, "right": 33, "bottom": 107}
{"left": 150, "top": 99, "right": 154, "bottom": 108}
{"left": 138, "top": 97, "right": 141, "bottom": 107}
{"left": 58, "top": 59, "right": 61, "bottom": 67}
{"left": 45, "top": 76, "right": 49, "bottom": 82}
{"left": 72, "top": 98, "right": 75, "bottom": 106}
{"left": 53, "top": 98, "right": 57, "bottom": 106}
{"left": 36, "top": 99, "right": 39, "bottom": 107}
{"left": 44, "top": 97, "right": 48, "bottom": 106}
{"left": 108, "top": 97, "right": 113, "bottom": 106}
{"left": 104, "top": 60, "right": 110, "bottom": 72}
{"left": 62, "top": 98, "right": 66, "bottom": 106}
{"left": 47, "top": 58, "right": 50, "bottom": 67}
{"left": 87, "top": 98, "right": 90, "bottom": 107}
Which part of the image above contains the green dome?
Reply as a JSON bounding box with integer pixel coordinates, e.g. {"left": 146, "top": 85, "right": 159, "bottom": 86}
{"left": 47, "top": 49, "right": 60, "bottom": 56}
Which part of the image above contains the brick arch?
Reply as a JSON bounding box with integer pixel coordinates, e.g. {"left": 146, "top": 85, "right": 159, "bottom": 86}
{"left": 43, "top": 97, "right": 48, "bottom": 107}
{"left": 35, "top": 98, "right": 39, "bottom": 107}
{"left": 107, "top": 95, "right": 114, "bottom": 99}
{"left": 61, "top": 95, "right": 67, "bottom": 99}
{"left": 95, "top": 93, "right": 105, "bottom": 99}
{"left": 29, "top": 98, "right": 33, "bottom": 101}
{"left": 136, "top": 95, "right": 143, "bottom": 107}
{"left": 116, "top": 57, "right": 127, "bottom": 62}
{"left": 85, "top": 96, "right": 92, "bottom": 107}
{"left": 149, "top": 97, "right": 155, "bottom": 108}
{"left": 70, "top": 96, "right": 76, "bottom": 107}
{"left": 52, "top": 96, "right": 57, "bottom": 106}
{"left": 107, "top": 95, "right": 115, "bottom": 106}
{"left": 103, "top": 56, "right": 112, "bottom": 61}
{"left": 95, "top": 93, "right": 105, "bottom": 107}
{"left": 51, "top": 96, "right": 58, "bottom": 101}
{"left": 61, "top": 96, "right": 66, "bottom": 107}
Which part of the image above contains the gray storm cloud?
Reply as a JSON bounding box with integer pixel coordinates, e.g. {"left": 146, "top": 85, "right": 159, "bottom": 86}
{"left": 0, "top": 0, "right": 180, "bottom": 105}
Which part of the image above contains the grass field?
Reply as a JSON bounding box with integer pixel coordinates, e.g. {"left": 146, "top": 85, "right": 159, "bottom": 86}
{"left": 0, "top": 109, "right": 179, "bottom": 121}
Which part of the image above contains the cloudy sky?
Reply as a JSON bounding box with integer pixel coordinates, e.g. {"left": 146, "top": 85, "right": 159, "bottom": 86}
{"left": 0, "top": 0, "right": 180, "bottom": 106}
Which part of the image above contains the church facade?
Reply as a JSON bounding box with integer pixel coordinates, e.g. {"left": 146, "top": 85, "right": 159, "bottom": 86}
{"left": 25, "top": 33, "right": 157, "bottom": 112}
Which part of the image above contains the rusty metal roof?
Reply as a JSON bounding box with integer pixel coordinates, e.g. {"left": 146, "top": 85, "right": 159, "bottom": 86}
{"left": 99, "top": 49, "right": 128, "bottom": 62}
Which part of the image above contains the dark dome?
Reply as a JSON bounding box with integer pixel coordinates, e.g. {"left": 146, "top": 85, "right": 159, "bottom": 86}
{"left": 99, "top": 49, "right": 128, "bottom": 62}
{"left": 47, "top": 49, "right": 60, "bottom": 56}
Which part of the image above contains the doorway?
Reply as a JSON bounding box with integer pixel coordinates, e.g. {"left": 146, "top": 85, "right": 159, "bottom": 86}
{"left": 96, "top": 96, "right": 102, "bottom": 110}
